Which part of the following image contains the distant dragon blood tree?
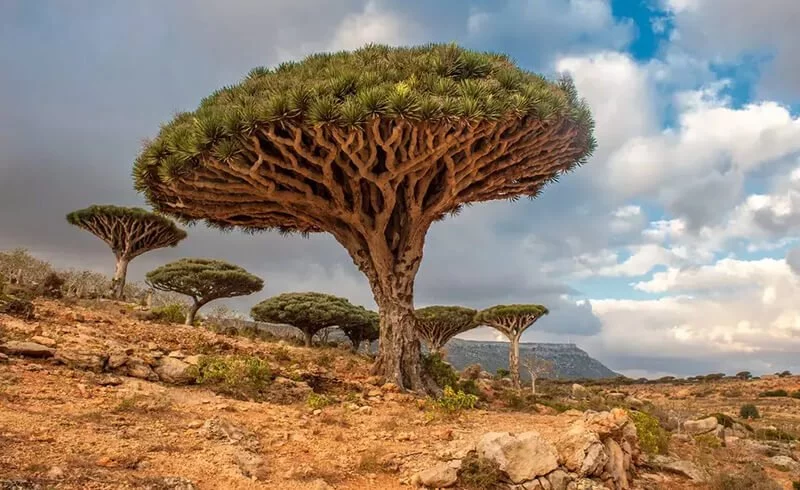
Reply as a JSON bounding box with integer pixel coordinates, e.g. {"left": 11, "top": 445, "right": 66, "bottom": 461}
{"left": 339, "top": 307, "right": 380, "bottom": 351}
{"left": 475, "top": 304, "right": 549, "bottom": 389}
{"left": 66, "top": 205, "right": 187, "bottom": 299}
{"left": 145, "top": 258, "right": 263, "bottom": 325}
{"left": 133, "top": 44, "right": 595, "bottom": 392}
{"left": 251, "top": 292, "right": 364, "bottom": 347}
{"left": 415, "top": 305, "right": 477, "bottom": 353}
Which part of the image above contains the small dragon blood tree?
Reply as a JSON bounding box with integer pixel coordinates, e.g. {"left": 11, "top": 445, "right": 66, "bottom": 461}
{"left": 145, "top": 258, "right": 264, "bottom": 325}
{"left": 133, "top": 43, "right": 595, "bottom": 392}
{"left": 67, "top": 205, "right": 187, "bottom": 299}
{"left": 476, "top": 304, "right": 549, "bottom": 389}
{"left": 415, "top": 305, "right": 478, "bottom": 353}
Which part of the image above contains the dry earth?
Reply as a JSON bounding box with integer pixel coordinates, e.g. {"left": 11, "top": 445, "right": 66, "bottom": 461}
{"left": 1, "top": 299, "right": 799, "bottom": 489}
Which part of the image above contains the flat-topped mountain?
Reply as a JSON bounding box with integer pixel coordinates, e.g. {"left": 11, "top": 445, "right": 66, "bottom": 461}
{"left": 442, "top": 338, "right": 618, "bottom": 380}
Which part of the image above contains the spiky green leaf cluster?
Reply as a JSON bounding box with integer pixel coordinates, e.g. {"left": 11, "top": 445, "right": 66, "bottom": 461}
{"left": 66, "top": 205, "right": 186, "bottom": 242}
{"left": 134, "top": 43, "right": 595, "bottom": 196}
{"left": 474, "top": 304, "right": 549, "bottom": 325}
{"left": 416, "top": 305, "right": 478, "bottom": 326}
{"left": 145, "top": 258, "right": 263, "bottom": 302}
{"left": 251, "top": 292, "right": 369, "bottom": 340}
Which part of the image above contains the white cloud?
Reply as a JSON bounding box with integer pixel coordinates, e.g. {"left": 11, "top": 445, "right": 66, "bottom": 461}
{"left": 328, "top": 1, "right": 416, "bottom": 51}
{"left": 664, "top": 0, "right": 800, "bottom": 100}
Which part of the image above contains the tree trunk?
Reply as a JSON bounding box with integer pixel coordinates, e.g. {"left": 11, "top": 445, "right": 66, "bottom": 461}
{"left": 185, "top": 300, "right": 200, "bottom": 326}
{"left": 531, "top": 375, "right": 537, "bottom": 395}
{"left": 111, "top": 257, "right": 129, "bottom": 300}
{"left": 303, "top": 330, "right": 313, "bottom": 347}
{"left": 509, "top": 332, "right": 521, "bottom": 389}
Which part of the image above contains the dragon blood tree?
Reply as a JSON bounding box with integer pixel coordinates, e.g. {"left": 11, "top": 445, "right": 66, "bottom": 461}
{"left": 133, "top": 44, "right": 595, "bottom": 392}
{"left": 145, "top": 258, "right": 263, "bottom": 325}
{"left": 475, "top": 304, "right": 549, "bottom": 389}
{"left": 251, "top": 292, "right": 363, "bottom": 347}
{"left": 415, "top": 305, "right": 477, "bottom": 353}
{"left": 66, "top": 205, "right": 187, "bottom": 299}
{"left": 339, "top": 307, "right": 380, "bottom": 351}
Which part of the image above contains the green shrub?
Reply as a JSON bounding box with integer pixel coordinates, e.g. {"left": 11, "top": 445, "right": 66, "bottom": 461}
{"left": 740, "top": 404, "right": 760, "bottom": 419}
{"left": 792, "top": 481, "right": 799, "bottom": 490}
{"left": 791, "top": 391, "right": 800, "bottom": 399}
{"left": 0, "top": 295, "right": 34, "bottom": 320}
{"left": 458, "top": 452, "right": 503, "bottom": 490}
{"left": 759, "top": 389, "right": 788, "bottom": 398}
{"left": 495, "top": 368, "right": 510, "bottom": 379}
{"left": 428, "top": 386, "right": 478, "bottom": 417}
{"left": 755, "top": 427, "right": 797, "bottom": 442}
{"left": 192, "top": 355, "right": 273, "bottom": 400}
{"left": 306, "top": 393, "right": 333, "bottom": 410}
{"left": 629, "top": 410, "right": 669, "bottom": 455}
{"left": 423, "top": 352, "right": 459, "bottom": 389}
{"left": 695, "top": 433, "right": 721, "bottom": 449}
{"left": 150, "top": 303, "right": 188, "bottom": 324}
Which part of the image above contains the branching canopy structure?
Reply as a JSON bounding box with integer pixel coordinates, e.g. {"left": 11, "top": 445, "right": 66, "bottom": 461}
{"left": 145, "top": 258, "right": 263, "bottom": 325}
{"left": 66, "top": 205, "right": 187, "bottom": 299}
{"left": 251, "top": 292, "right": 363, "bottom": 347}
{"left": 475, "top": 304, "right": 549, "bottom": 388}
{"left": 339, "top": 306, "right": 380, "bottom": 350}
{"left": 415, "top": 305, "right": 477, "bottom": 353}
{"left": 133, "top": 43, "right": 594, "bottom": 392}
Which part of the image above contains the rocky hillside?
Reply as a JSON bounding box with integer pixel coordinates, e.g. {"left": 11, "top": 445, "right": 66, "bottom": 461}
{"left": 443, "top": 339, "right": 618, "bottom": 380}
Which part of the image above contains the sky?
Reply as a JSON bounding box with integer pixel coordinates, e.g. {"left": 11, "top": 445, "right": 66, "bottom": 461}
{"left": 2, "top": 0, "right": 800, "bottom": 378}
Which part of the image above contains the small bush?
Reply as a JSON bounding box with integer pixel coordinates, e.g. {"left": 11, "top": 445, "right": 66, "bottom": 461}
{"left": 791, "top": 391, "right": 800, "bottom": 399}
{"left": 695, "top": 433, "right": 721, "bottom": 449}
{"left": 192, "top": 355, "right": 273, "bottom": 400}
{"left": 740, "top": 404, "right": 760, "bottom": 419}
{"left": 495, "top": 368, "right": 510, "bottom": 379}
{"left": 778, "top": 370, "right": 792, "bottom": 378}
{"left": 306, "top": 393, "right": 333, "bottom": 410}
{"left": 423, "top": 352, "right": 459, "bottom": 389}
{"left": 755, "top": 427, "right": 797, "bottom": 442}
{"left": 427, "top": 386, "right": 478, "bottom": 419}
{"left": 711, "top": 463, "right": 781, "bottom": 490}
{"left": 150, "top": 303, "right": 188, "bottom": 324}
{"left": 759, "top": 389, "right": 788, "bottom": 398}
{"left": 0, "top": 295, "right": 34, "bottom": 320}
{"left": 316, "top": 352, "right": 333, "bottom": 368}
{"left": 273, "top": 345, "right": 292, "bottom": 362}
{"left": 37, "top": 272, "right": 64, "bottom": 298}
{"left": 629, "top": 410, "right": 669, "bottom": 455}
{"left": 458, "top": 453, "right": 503, "bottom": 490}
{"left": 792, "top": 481, "right": 800, "bottom": 490}
{"left": 461, "top": 364, "right": 482, "bottom": 380}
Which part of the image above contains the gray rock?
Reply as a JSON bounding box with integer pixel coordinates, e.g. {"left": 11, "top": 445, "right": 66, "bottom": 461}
{"left": 769, "top": 455, "right": 800, "bottom": 471}
{"left": 0, "top": 341, "right": 54, "bottom": 358}
{"left": 547, "top": 469, "right": 573, "bottom": 490}
{"left": 106, "top": 353, "right": 129, "bottom": 369}
{"left": 413, "top": 461, "right": 460, "bottom": 488}
{"left": 29, "top": 336, "right": 56, "bottom": 347}
{"left": 646, "top": 455, "right": 709, "bottom": 482}
{"left": 235, "top": 451, "right": 269, "bottom": 480}
{"left": 154, "top": 357, "right": 194, "bottom": 384}
{"left": 603, "top": 438, "right": 629, "bottom": 489}
{"left": 53, "top": 349, "right": 107, "bottom": 372}
{"left": 477, "top": 431, "right": 559, "bottom": 483}
{"left": 124, "top": 358, "right": 159, "bottom": 381}
{"left": 682, "top": 416, "right": 717, "bottom": 435}
{"left": 555, "top": 424, "right": 607, "bottom": 477}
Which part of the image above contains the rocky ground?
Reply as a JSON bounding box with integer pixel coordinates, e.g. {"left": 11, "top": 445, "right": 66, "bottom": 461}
{"left": 1, "top": 299, "right": 799, "bottom": 489}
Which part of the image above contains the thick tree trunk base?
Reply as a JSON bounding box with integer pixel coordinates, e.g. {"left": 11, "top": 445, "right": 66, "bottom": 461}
{"left": 111, "top": 258, "right": 129, "bottom": 300}
{"left": 371, "top": 300, "right": 438, "bottom": 395}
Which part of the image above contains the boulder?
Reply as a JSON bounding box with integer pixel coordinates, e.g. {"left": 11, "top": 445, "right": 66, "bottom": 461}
{"left": 412, "top": 461, "right": 460, "bottom": 488}
{"left": 154, "top": 357, "right": 194, "bottom": 384}
{"left": 546, "top": 469, "right": 573, "bottom": 490}
{"left": 682, "top": 416, "right": 717, "bottom": 435}
{"left": 29, "top": 336, "right": 56, "bottom": 347}
{"left": 54, "top": 349, "right": 107, "bottom": 372}
{"left": 476, "top": 431, "right": 559, "bottom": 483}
{"left": 584, "top": 408, "right": 629, "bottom": 438}
{"left": 124, "top": 358, "right": 159, "bottom": 381}
{"left": 0, "top": 341, "right": 54, "bottom": 358}
{"left": 603, "top": 439, "right": 629, "bottom": 489}
{"left": 106, "top": 353, "right": 129, "bottom": 369}
{"left": 645, "top": 455, "right": 709, "bottom": 482}
{"left": 769, "top": 455, "right": 800, "bottom": 472}
{"left": 572, "top": 384, "right": 589, "bottom": 399}
{"left": 555, "top": 424, "right": 607, "bottom": 477}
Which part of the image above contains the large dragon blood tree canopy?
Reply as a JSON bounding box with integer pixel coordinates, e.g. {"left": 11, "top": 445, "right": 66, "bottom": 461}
{"left": 133, "top": 43, "right": 595, "bottom": 392}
